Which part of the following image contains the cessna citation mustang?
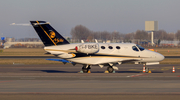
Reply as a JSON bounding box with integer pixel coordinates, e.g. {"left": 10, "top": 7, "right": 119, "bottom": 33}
{"left": 30, "top": 21, "right": 164, "bottom": 73}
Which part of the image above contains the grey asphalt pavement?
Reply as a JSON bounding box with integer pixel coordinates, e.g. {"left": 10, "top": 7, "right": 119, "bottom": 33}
{"left": 0, "top": 64, "right": 180, "bottom": 100}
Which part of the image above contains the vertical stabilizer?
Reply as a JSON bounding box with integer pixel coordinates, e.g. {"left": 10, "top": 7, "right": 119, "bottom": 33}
{"left": 30, "top": 21, "right": 69, "bottom": 46}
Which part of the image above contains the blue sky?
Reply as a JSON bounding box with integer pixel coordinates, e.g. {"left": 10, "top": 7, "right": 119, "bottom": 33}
{"left": 0, "top": 0, "right": 180, "bottom": 38}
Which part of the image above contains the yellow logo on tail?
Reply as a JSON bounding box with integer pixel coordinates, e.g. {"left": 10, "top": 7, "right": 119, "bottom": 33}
{"left": 50, "top": 31, "right": 56, "bottom": 38}
{"left": 49, "top": 31, "right": 64, "bottom": 43}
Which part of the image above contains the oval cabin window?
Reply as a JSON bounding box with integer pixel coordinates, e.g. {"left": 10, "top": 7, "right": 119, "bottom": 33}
{"left": 116, "top": 46, "right": 120, "bottom": 49}
{"left": 108, "top": 46, "right": 113, "bottom": 49}
{"left": 101, "top": 46, "right": 105, "bottom": 49}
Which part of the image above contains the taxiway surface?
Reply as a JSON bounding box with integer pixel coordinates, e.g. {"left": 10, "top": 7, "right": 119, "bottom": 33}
{"left": 0, "top": 64, "right": 180, "bottom": 100}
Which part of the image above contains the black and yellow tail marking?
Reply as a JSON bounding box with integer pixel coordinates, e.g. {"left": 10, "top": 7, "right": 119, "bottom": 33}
{"left": 30, "top": 21, "right": 69, "bottom": 46}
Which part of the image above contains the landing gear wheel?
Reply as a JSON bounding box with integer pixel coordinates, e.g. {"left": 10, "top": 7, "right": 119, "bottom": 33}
{"left": 82, "top": 68, "right": 89, "bottom": 73}
{"left": 82, "top": 65, "right": 90, "bottom": 73}
{"left": 145, "top": 67, "right": 149, "bottom": 73}
{"left": 107, "top": 66, "right": 114, "bottom": 73}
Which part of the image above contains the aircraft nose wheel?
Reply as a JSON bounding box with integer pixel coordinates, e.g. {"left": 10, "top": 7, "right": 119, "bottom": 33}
{"left": 107, "top": 66, "right": 114, "bottom": 73}
{"left": 145, "top": 67, "right": 149, "bottom": 73}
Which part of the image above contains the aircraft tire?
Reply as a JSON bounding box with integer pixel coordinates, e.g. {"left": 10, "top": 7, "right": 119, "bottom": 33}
{"left": 82, "top": 68, "right": 89, "bottom": 73}
{"left": 82, "top": 65, "right": 90, "bottom": 73}
{"left": 145, "top": 67, "right": 149, "bottom": 73}
{"left": 107, "top": 66, "right": 114, "bottom": 73}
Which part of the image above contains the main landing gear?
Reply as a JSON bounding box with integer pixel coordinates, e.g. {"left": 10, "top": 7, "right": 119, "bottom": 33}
{"left": 82, "top": 65, "right": 91, "bottom": 73}
{"left": 106, "top": 63, "right": 118, "bottom": 73}
{"left": 80, "top": 64, "right": 117, "bottom": 73}
{"left": 107, "top": 66, "right": 114, "bottom": 73}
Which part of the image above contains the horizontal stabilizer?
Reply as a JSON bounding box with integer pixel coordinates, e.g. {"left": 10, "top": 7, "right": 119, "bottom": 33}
{"left": 46, "top": 59, "right": 76, "bottom": 65}
{"left": 32, "top": 22, "right": 50, "bottom": 26}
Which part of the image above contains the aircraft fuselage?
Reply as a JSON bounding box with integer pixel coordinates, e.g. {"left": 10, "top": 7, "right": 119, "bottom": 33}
{"left": 44, "top": 43, "right": 164, "bottom": 65}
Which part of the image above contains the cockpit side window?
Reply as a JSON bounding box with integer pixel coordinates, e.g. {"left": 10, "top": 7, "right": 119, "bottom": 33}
{"left": 136, "top": 45, "right": 145, "bottom": 51}
{"left": 132, "top": 46, "right": 139, "bottom": 51}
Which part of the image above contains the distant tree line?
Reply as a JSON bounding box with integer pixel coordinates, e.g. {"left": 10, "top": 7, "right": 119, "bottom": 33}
{"left": 70, "top": 25, "right": 180, "bottom": 44}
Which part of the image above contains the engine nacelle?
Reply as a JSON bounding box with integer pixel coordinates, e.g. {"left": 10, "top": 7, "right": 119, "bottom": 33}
{"left": 75, "top": 44, "right": 99, "bottom": 54}
{"left": 57, "top": 53, "right": 76, "bottom": 58}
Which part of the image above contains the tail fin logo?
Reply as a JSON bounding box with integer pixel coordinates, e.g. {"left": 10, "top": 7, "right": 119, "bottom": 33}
{"left": 50, "top": 31, "right": 56, "bottom": 38}
{"left": 49, "top": 31, "right": 64, "bottom": 43}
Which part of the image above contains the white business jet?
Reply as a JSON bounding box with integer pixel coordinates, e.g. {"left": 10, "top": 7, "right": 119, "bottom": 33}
{"left": 30, "top": 21, "right": 164, "bottom": 73}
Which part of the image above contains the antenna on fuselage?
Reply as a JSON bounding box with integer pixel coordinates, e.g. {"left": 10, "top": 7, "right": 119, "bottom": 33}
{"left": 95, "top": 39, "right": 98, "bottom": 43}
{"left": 81, "top": 40, "right": 84, "bottom": 43}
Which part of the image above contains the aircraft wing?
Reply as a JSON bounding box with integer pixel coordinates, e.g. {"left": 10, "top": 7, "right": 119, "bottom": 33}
{"left": 98, "top": 58, "right": 143, "bottom": 65}
{"left": 97, "top": 58, "right": 142, "bottom": 70}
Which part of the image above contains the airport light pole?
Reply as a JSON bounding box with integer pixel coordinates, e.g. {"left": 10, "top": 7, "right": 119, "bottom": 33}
{"left": 151, "top": 31, "right": 154, "bottom": 45}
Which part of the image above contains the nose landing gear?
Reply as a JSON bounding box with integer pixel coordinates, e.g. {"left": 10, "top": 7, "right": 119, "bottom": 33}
{"left": 145, "top": 66, "right": 149, "bottom": 73}
{"left": 143, "top": 64, "right": 149, "bottom": 73}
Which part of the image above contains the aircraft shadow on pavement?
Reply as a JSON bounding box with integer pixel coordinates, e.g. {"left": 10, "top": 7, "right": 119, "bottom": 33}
{"left": 22, "top": 70, "right": 164, "bottom": 73}
{"left": 23, "top": 70, "right": 77, "bottom": 73}
{"left": 40, "top": 70, "right": 69, "bottom": 73}
{"left": 23, "top": 69, "right": 113, "bottom": 73}
{"left": 37, "top": 70, "right": 107, "bottom": 73}
{"left": 116, "top": 71, "right": 141, "bottom": 73}
{"left": 40, "top": 70, "right": 79, "bottom": 73}
{"left": 39, "top": 70, "right": 143, "bottom": 73}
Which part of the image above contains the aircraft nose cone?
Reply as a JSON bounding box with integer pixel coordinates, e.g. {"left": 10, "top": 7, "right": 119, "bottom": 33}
{"left": 157, "top": 53, "right": 165, "bottom": 61}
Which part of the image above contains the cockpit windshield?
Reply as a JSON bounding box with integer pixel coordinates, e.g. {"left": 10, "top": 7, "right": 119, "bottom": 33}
{"left": 136, "top": 45, "right": 145, "bottom": 51}
{"left": 132, "top": 46, "right": 139, "bottom": 51}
